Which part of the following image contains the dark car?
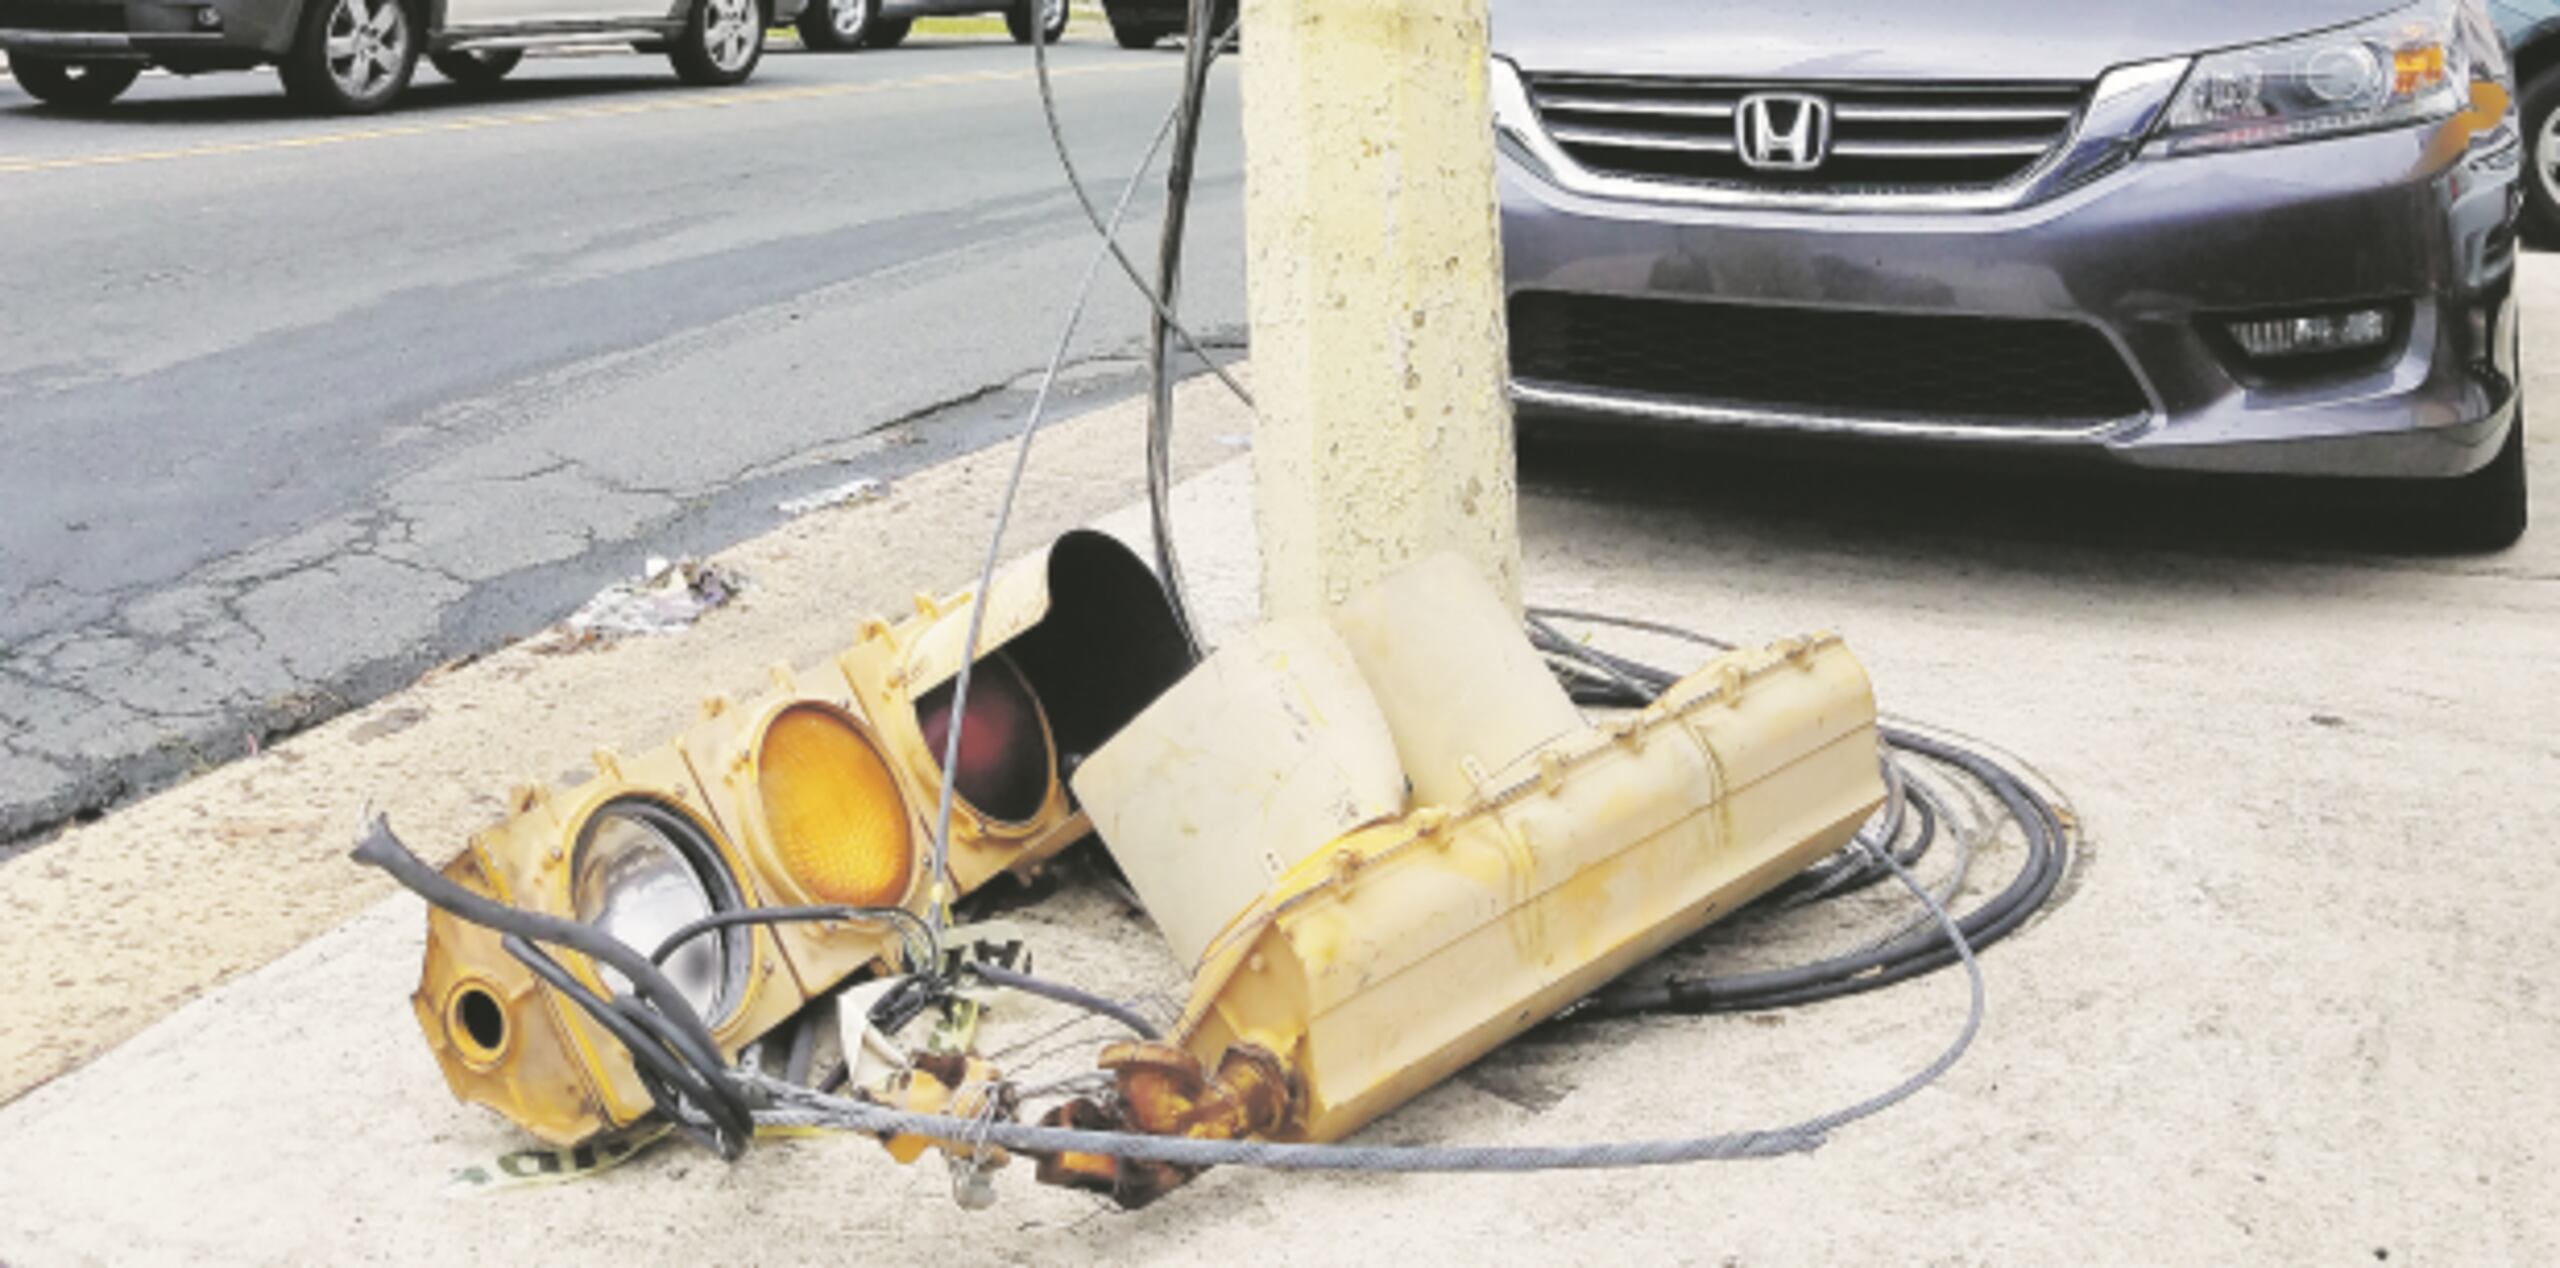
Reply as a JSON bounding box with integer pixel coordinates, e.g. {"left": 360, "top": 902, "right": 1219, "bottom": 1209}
{"left": 1, "top": 0, "right": 804, "bottom": 111}
{"left": 1492, "top": 0, "right": 2540, "bottom": 547}
{"left": 1093, "top": 0, "right": 1226, "bottom": 50}
{"left": 2498, "top": 0, "right": 2560, "bottom": 233}
{"left": 791, "top": 0, "right": 1063, "bottom": 53}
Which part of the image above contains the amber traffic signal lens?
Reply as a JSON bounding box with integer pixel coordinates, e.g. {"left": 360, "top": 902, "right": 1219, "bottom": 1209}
{"left": 757, "top": 704, "right": 915, "bottom": 907}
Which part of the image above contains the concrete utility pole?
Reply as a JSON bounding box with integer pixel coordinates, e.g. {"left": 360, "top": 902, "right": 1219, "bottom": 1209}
{"left": 1240, "top": 0, "right": 1522, "bottom": 619}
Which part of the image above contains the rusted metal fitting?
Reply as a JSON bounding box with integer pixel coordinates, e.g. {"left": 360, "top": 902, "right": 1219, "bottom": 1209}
{"left": 1032, "top": 1097, "right": 1161, "bottom": 1201}
{"left": 1032, "top": 1042, "right": 1299, "bottom": 1209}
{"left": 870, "top": 1051, "right": 1013, "bottom": 1168}
{"left": 1108, "top": 1041, "right": 1294, "bottom": 1141}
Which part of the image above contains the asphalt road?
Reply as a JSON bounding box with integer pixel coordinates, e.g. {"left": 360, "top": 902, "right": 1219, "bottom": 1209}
{"left": 0, "top": 33, "right": 1247, "bottom": 846}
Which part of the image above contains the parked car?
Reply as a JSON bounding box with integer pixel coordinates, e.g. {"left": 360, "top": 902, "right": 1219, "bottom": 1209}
{"left": 1093, "top": 0, "right": 1224, "bottom": 50}
{"left": 0, "top": 0, "right": 803, "bottom": 112}
{"left": 1493, "top": 0, "right": 2542, "bottom": 548}
{"left": 793, "top": 0, "right": 1063, "bottom": 52}
{"left": 2500, "top": 0, "right": 2560, "bottom": 234}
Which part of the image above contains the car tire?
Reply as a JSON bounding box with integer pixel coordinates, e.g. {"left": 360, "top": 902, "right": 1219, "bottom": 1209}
{"left": 1109, "top": 18, "right": 1163, "bottom": 49}
{"left": 427, "top": 48, "right": 523, "bottom": 84}
{"left": 2523, "top": 69, "right": 2560, "bottom": 247}
{"left": 1003, "top": 0, "right": 1066, "bottom": 44}
{"left": 2397, "top": 412, "right": 2529, "bottom": 552}
{"left": 279, "top": 0, "right": 419, "bottom": 113}
{"left": 864, "top": 16, "right": 909, "bottom": 47}
{"left": 796, "top": 0, "right": 873, "bottom": 52}
{"left": 8, "top": 55, "right": 143, "bottom": 107}
{"left": 668, "top": 0, "right": 764, "bottom": 85}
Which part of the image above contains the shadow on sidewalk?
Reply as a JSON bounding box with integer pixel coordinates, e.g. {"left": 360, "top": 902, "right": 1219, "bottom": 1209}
{"left": 1518, "top": 418, "right": 2531, "bottom": 573}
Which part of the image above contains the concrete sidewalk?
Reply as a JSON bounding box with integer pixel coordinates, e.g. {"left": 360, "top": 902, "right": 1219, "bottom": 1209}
{"left": 6, "top": 275, "right": 2560, "bottom": 1260}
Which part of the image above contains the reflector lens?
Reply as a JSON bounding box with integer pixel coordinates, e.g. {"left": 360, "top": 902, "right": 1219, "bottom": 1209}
{"left": 571, "top": 805, "right": 732, "bottom": 1021}
{"left": 757, "top": 705, "right": 915, "bottom": 906}
{"left": 916, "top": 653, "right": 1054, "bottom": 826}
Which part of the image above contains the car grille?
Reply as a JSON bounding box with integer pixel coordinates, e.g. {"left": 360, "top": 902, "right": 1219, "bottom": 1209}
{"left": 1523, "top": 75, "right": 2087, "bottom": 195}
{"left": 1509, "top": 292, "right": 2149, "bottom": 429}
{"left": 0, "top": 0, "right": 127, "bottom": 30}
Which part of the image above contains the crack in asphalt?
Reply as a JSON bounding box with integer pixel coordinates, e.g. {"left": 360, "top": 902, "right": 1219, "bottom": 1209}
{"left": 0, "top": 341, "right": 1244, "bottom": 857}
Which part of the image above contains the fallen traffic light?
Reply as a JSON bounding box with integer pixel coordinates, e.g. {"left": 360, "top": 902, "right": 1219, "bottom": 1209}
{"left": 406, "top": 530, "right": 1194, "bottom": 1146}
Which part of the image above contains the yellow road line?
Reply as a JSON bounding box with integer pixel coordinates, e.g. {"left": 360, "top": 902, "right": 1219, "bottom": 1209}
{"left": 0, "top": 61, "right": 1161, "bottom": 177}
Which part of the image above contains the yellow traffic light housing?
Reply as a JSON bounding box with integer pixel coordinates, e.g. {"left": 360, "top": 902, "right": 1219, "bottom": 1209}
{"left": 434, "top": 744, "right": 809, "bottom": 1138}
{"left": 412, "top": 850, "right": 618, "bottom": 1146}
{"left": 405, "top": 531, "right": 1194, "bottom": 1146}
{"left": 1050, "top": 554, "right": 1885, "bottom": 1204}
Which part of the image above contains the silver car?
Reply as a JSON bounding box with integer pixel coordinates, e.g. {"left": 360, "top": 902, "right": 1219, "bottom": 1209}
{"left": 1493, "top": 0, "right": 2532, "bottom": 547}
{"left": 0, "top": 0, "right": 804, "bottom": 111}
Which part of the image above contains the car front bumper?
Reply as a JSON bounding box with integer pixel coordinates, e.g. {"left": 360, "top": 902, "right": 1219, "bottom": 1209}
{"left": 1, "top": 0, "right": 297, "bottom": 62}
{"left": 1501, "top": 117, "right": 2526, "bottom": 480}
{"left": 1098, "top": 0, "right": 1227, "bottom": 31}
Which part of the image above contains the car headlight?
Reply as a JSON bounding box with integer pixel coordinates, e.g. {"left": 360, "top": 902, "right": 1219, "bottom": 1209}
{"left": 571, "top": 800, "right": 742, "bottom": 1022}
{"left": 2150, "top": 0, "right": 2488, "bottom": 156}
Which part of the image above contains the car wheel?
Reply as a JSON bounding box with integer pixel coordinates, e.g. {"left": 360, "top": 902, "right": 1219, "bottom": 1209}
{"left": 669, "top": 0, "right": 764, "bottom": 85}
{"left": 8, "top": 55, "right": 143, "bottom": 107}
{"left": 2523, "top": 69, "right": 2560, "bottom": 247}
{"left": 427, "top": 48, "right": 523, "bottom": 84}
{"left": 864, "top": 16, "right": 909, "bottom": 47}
{"left": 1109, "top": 17, "right": 1164, "bottom": 49}
{"left": 279, "top": 0, "right": 419, "bottom": 113}
{"left": 796, "top": 0, "right": 873, "bottom": 52}
{"left": 2396, "top": 412, "right": 2528, "bottom": 552}
{"left": 1003, "top": 0, "right": 1066, "bottom": 44}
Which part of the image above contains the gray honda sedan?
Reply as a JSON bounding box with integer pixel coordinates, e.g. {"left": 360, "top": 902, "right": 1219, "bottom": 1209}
{"left": 1494, "top": 0, "right": 2534, "bottom": 547}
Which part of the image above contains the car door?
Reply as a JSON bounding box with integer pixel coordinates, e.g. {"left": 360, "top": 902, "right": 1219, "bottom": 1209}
{"left": 439, "top": 0, "right": 678, "bottom": 37}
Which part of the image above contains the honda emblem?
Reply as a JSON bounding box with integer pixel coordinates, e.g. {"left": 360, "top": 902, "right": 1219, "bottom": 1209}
{"left": 1735, "top": 92, "right": 1833, "bottom": 172}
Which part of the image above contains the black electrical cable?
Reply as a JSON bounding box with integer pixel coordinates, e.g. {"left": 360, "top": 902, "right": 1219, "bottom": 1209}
{"left": 967, "top": 960, "right": 1162, "bottom": 1040}
{"left": 1028, "top": 11, "right": 1253, "bottom": 413}
{"left": 784, "top": 1007, "right": 820, "bottom": 1089}
{"left": 1524, "top": 625, "right": 2073, "bottom": 1021}
{"left": 1768, "top": 775, "right": 1943, "bottom": 910}
{"left": 505, "top": 933, "right": 753, "bottom": 1157}
{"left": 348, "top": 817, "right": 757, "bottom": 1152}
{"left": 351, "top": 817, "right": 728, "bottom": 1067}
{"left": 1540, "top": 626, "right": 1947, "bottom": 910}
{"left": 1143, "top": 0, "right": 1224, "bottom": 654}
{"left": 1527, "top": 613, "right": 1653, "bottom": 704}
{"left": 648, "top": 904, "right": 934, "bottom": 972}
{"left": 1586, "top": 760, "right": 2059, "bottom": 1016}
{"left": 1527, "top": 604, "right": 1739, "bottom": 653}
